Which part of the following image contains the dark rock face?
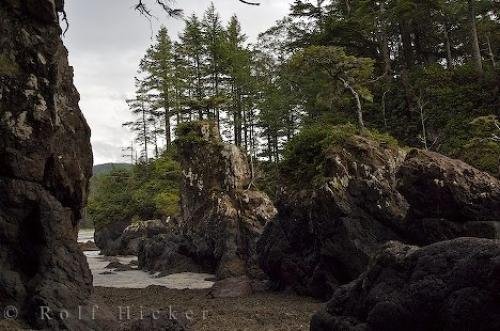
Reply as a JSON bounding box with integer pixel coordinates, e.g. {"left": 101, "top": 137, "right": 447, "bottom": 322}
{"left": 139, "top": 232, "right": 206, "bottom": 274}
{"left": 139, "top": 122, "right": 277, "bottom": 280}
{"left": 94, "top": 219, "right": 130, "bottom": 255}
{"left": 258, "top": 138, "right": 500, "bottom": 299}
{"left": 310, "top": 238, "right": 500, "bottom": 331}
{"left": 96, "top": 219, "right": 172, "bottom": 256}
{"left": 0, "top": 0, "right": 95, "bottom": 329}
{"left": 397, "top": 149, "right": 500, "bottom": 244}
{"left": 258, "top": 136, "right": 406, "bottom": 299}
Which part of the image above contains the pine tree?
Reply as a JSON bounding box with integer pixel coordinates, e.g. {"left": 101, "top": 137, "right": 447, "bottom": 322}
{"left": 179, "top": 14, "right": 206, "bottom": 120}
{"left": 202, "top": 3, "right": 226, "bottom": 127}
{"left": 123, "top": 78, "right": 154, "bottom": 162}
{"left": 139, "top": 27, "right": 176, "bottom": 149}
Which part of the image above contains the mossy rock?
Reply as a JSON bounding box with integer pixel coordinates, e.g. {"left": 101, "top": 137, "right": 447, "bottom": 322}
{"left": 0, "top": 53, "right": 19, "bottom": 76}
{"left": 281, "top": 123, "right": 401, "bottom": 189}
{"left": 175, "top": 120, "right": 220, "bottom": 144}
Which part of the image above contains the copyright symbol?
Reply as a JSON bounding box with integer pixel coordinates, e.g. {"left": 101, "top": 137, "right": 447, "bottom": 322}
{"left": 4, "top": 305, "right": 18, "bottom": 319}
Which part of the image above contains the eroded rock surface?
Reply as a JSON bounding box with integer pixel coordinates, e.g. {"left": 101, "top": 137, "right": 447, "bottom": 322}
{"left": 397, "top": 149, "right": 500, "bottom": 244}
{"left": 258, "top": 135, "right": 407, "bottom": 299}
{"left": 139, "top": 122, "right": 277, "bottom": 280}
{"left": 258, "top": 135, "right": 500, "bottom": 299}
{"left": 96, "top": 219, "right": 173, "bottom": 256}
{"left": 0, "top": 2, "right": 185, "bottom": 330}
{"left": 0, "top": 0, "right": 94, "bottom": 328}
{"left": 310, "top": 238, "right": 500, "bottom": 331}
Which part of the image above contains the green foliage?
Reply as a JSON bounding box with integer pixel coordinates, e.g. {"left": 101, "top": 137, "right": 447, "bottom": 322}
{"left": 288, "top": 46, "right": 375, "bottom": 112}
{"left": 453, "top": 116, "right": 500, "bottom": 175}
{"left": 281, "top": 123, "right": 398, "bottom": 188}
{"left": 174, "top": 120, "right": 217, "bottom": 144}
{"left": 87, "top": 153, "right": 181, "bottom": 230}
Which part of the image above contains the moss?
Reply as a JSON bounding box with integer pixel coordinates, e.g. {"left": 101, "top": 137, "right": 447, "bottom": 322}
{"left": 0, "top": 54, "right": 19, "bottom": 76}
{"left": 175, "top": 120, "right": 218, "bottom": 144}
{"left": 280, "top": 123, "right": 400, "bottom": 189}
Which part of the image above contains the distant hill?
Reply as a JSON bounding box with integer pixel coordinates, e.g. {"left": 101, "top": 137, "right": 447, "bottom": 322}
{"left": 92, "top": 163, "right": 132, "bottom": 176}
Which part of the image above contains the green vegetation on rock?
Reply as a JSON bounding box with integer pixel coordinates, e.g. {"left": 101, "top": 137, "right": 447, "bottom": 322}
{"left": 281, "top": 124, "right": 399, "bottom": 188}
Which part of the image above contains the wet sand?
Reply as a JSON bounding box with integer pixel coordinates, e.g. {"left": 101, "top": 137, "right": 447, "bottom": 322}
{"left": 78, "top": 230, "right": 322, "bottom": 330}
{"left": 85, "top": 251, "right": 215, "bottom": 289}
{"left": 93, "top": 286, "right": 322, "bottom": 331}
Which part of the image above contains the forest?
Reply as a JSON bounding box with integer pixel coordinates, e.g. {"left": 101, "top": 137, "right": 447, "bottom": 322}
{"left": 88, "top": 0, "right": 499, "bottom": 227}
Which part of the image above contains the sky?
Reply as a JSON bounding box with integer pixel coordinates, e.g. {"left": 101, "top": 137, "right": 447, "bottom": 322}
{"left": 64, "top": 0, "right": 291, "bottom": 165}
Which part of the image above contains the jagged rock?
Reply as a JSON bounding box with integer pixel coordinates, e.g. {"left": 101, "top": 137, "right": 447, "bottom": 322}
{"left": 95, "top": 218, "right": 175, "bottom": 256}
{"left": 396, "top": 149, "right": 500, "bottom": 244}
{"left": 139, "top": 233, "right": 206, "bottom": 274}
{"left": 257, "top": 135, "right": 406, "bottom": 299}
{"left": 139, "top": 121, "right": 277, "bottom": 280}
{"left": 310, "top": 238, "right": 500, "bottom": 331}
{"left": 120, "top": 219, "right": 173, "bottom": 255}
{"left": 258, "top": 134, "right": 500, "bottom": 299}
{"left": 94, "top": 219, "right": 131, "bottom": 255}
{"left": 0, "top": 1, "right": 95, "bottom": 329}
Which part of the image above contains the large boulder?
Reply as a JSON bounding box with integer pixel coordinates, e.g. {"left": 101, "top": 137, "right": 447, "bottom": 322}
{"left": 139, "top": 121, "right": 277, "bottom": 280}
{"left": 396, "top": 149, "right": 500, "bottom": 244}
{"left": 94, "top": 219, "right": 130, "bottom": 255}
{"left": 258, "top": 134, "right": 407, "bottom": 299}
{"left": 257, "top": 131, "right": 500, "bottom": 299}
{"left": 0, "top": 0, "right": 95, "bottom": 329}
{"left": 311, "top": 238, "right": 500, "bottom": 331}
{"left": 96, "top": 219, "right": 173, "bottom": 256}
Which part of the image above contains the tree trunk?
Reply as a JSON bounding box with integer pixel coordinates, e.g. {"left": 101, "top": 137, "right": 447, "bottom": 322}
{"left": 444, "top": 21, "right": 454, "bottom": 69}
{"left": 378, "top": 1, "right": 391, "bottom": 77}
{"left": 400, "top": 21, "right": 414, "bottom": 69}
{"left": 486, "top": 34, "right": 497, "bottom": 68}
{"left": 468, "top": 0, "right": 483, "bottom": 75}
{"left": 267, "top": 131, "right": 272, "bottom": 163}
{"left": 382, "top": 89, "right": 389, "bottom": 128}
{"left": 339, "top": 77, "right": 364, "bottom": 130}
{"left": 165, "top": 108, "right": 171, "bottom": 149}
{"left": 141, "top": 103, "right": 148, "bottom": 162}
{"left": 417, "top": 96, "right": 428, "bottom": 150}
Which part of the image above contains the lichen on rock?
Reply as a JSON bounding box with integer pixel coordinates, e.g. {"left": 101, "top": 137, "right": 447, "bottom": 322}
{"left": 0, "top": 0, "right": 94, "bottom": 329}
{"left": 139, "top": 121, "right": 277, "bottom": 281}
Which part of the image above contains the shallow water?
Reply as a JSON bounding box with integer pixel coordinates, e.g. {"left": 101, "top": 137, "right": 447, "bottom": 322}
{"left": 78, "top": 228, "right": 95, "bottom": 243}
{"left": 79, "top": 230, "right": 215, "bottom": 290}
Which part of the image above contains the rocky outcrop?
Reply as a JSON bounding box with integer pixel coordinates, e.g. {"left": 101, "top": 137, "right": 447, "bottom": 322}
{"left": 96, "top": 219, "right": 172, "bottom": 256}
{"left": 396, "top": 149, "right": 500, "bottom": 244}
{"left": 94, "top": 219, "right": 130, "bottom": 255}
{"left": 310, "top": 238, "right": 500, "bottom": 331}
{"left": 258, "top": 135, "right": 407, "bottom": 299}
{"left": 0, "top": 0, "right": 96, "bottom": 329}
{"left": 258, "top": 134, "right": 500, "bottom": 299}
{"left": 139, "top": 121, "right": 277, "bottom": 280}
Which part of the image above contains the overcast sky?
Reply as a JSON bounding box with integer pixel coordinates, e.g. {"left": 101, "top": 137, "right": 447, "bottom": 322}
{"left": 64, "top": 0, "right": 291, "bottom": 165}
